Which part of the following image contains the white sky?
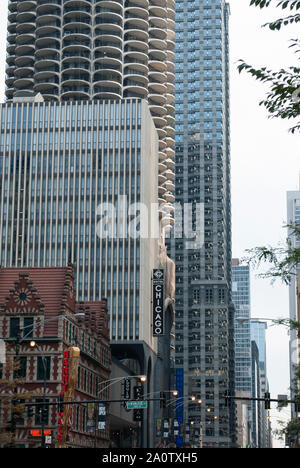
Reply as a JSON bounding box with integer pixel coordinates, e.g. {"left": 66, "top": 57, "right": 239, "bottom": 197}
{"left": 0, "top": 0, "right": 299, "bottom": 449}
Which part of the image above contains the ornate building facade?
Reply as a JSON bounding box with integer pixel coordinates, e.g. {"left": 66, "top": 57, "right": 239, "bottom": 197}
{"left": 0, "top": 265, "right": 111, "bottom": 448}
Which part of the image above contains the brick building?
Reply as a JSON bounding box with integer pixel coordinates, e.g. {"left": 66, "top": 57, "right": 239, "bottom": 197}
{"left": 0, "top": 265, "right": 110, "bottom": 448}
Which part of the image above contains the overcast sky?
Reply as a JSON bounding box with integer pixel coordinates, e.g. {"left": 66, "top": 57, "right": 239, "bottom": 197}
{"left": 0, "top": 0, "right": 299, "bottom": 448}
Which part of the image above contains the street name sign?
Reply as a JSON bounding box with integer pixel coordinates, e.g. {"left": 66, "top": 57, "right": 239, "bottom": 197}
{"left": 126, "top": 401, "right": 148, "bottom": 409}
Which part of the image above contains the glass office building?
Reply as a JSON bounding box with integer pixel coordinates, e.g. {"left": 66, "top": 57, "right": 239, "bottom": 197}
{"left": 0, "top": 98, "right": 160, "bottom": 345}
{"left": 232, "top": 259, "right": 251, "bottom": 394}
{"left": 168, "top": 0, "right": 236, "bottom": 448}
{"left": 287, "top": 190, "right": 300, "bottom": 418}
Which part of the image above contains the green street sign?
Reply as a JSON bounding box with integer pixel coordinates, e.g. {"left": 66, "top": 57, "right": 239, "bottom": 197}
{"left": 246, "top": 445, "right": 252, "bottom": 448}
{"left": 126, "top": 401, "right": 148, "bottom": 410}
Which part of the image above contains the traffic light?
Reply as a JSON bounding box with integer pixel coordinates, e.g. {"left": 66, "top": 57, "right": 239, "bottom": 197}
{"left": 41, "top": 406, "right": 48, "bottom": 424}
{"left": 27, "top": 406, "right": 34, "bottom": 418}
{"left": 265, "top": 392, "right": 271, "bottom": 410}
{"left": 160, "top": 392, "right": 167, "bottom": 409}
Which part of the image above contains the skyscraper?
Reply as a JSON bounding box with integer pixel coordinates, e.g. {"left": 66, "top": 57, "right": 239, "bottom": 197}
{"left": 232, "top": 259, "right": 251, "bottom": 394}
{"left": 1, "top": 0, "right": 176, "bottom": 447}
{"left": 168, "top": 0, "right": 235, "bottom": 448}
{"left": 5, "top": 0, "right": 175, "bottom": 180}
{"left": 251, "top": 321, "right": 272, "bottom": 448}
{"left": 287, "top": 190, "right": 300, "bottom": 417}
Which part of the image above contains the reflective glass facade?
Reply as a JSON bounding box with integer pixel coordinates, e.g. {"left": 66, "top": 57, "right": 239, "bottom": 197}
{"left": 232, "top": 261, "right": 251, "bottom": 394}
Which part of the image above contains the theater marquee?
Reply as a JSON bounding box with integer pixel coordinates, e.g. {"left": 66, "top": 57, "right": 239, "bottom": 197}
{"left": 152, "top": 269, "right": 165, "bottom": 336}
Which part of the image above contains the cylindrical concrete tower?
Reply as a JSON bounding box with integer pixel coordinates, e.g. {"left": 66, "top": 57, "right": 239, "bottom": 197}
{"left": 6, "top": 0, "right": 175, "bottom": 212}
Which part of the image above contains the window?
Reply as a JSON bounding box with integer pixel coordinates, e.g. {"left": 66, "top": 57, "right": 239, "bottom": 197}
{"left": 23, "top": 317, "right": 34, "bottom": 338}
{"left": 10, "top": 318, "right": 20, "bottom": 339}
{"left": 37, "top": 357, "right": 51, "bottom": 381}
{"left": 14, "top": 357, "right": 27, "bottom": 379}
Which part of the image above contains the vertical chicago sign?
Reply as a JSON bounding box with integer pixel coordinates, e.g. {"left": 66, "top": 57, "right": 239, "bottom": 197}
{"left": 152, "top": 269, "right": 165, "bottom": 336}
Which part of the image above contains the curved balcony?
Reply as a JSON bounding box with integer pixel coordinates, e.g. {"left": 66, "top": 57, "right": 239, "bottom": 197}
{"left": 18, "top": 0, "right": 37, "bottom": 12}
{"left": 158, "top": 185, "right": 167, "bottom": 196}
{"left": 61, "top": 85, "right": 91, "bottom": 101}
{"left": 164, "top": 136, "right": 175, "bottom": 148}
{"left": 125, "top": 0, "right": 149, "bottom": 9}
{"left": 149, "top": 15, "right": 166, "bottom": 30}
{"left": 62, "top": 59, "right": 90, "bottom": 73}
{"left": 124, "top": 28, "right": 148, "bottom": 43}
{"left": 95, "top": 10, "right": 123, "bottom": 25}
{"left": 62, "top": 77, "right": 91, "bottom": 90}
{"left": 124, "top": 67, "right": 148, "bottom": 87}
{"left": 163, "top": 180, "right": 174, "bottom": 192}
{"left": 15, "top": 54, "right": 35, "bottom": 68}
{"left": 63, "top": 0, "right": 92, "bottom": 8}
{"left": 5, "top": 64, "right": 16, "bottom": 76}
{"left": 158, "top": 173, "right": 167, "bottom": 184}
{"left": 15, "top": 44, "right": 35, "bottom": 58}
{"left": 148, "top": 100, "right": 166, "bottom": 115}
{"left": 36, "top": 22, "right": 61, "bottom": 39}
{"left": 164, "top": 158, "right": 175, "bottom": 169}
{"left": 158, "top": 162, "right": 167, "bottom": 175}
{"left": 95, "top": 1, "right": 123, "bottom": 15}
{"left": 14, "top": 66, "right": 35, "bottom": 79}
{"left": 125, "top": 5, "right": 148, "bottom": 22}
{"left": 7, "top": 25, "right": 17, "bottom": 41}
{"left": 36, "top": 1, "right": 61, "bottom": 14}
{"left": 166, "top": 38, "right": 175, "bottom": 51}
{"left": 16, "top": 10, "right": 36, "bottom": 26}
{"left": 124, "top": 16, "right": 148, "bottom": 33}
{"left": 8, "top": 0, "right": 18, "bottom": 12}
{"left": 162, "top": 169, "right": 174, "bottom": 181}
{"left": 94, "top": 52, "right": 122, "bottom": 68}
{"left": 93, "top": 83, "right": 122, "bottom": 100}
{"left": 34, "top": 78, "right": 60, "bottom": 94}
{"left": 35, "top": 68, "right": 60, "bottom": 82}
{"left": 166, "top": 70, "right": 175, "bottom": 83}
{"left": 35, "top": 49, "right": 60, "bottom": 66}
{"left": 15, "top": 33, "right": 35, "bottom": 47}
{"left": 148, "top": 79, "right": 167, "bottom": 95}
{"left": 62, "top": 68, "right": 90, "bottom": 81}
{"left": 148, "top": 57, "right": 167, "bottom": 73}
{"left": 165, "top": 146, "right": 175, "bottom": 158}
{"left": 166, "top": 5, "right": 175, "bottom": 21}
{"left": 6, "top": 53, "right": 16, "bottom": 67}
{"left": 14, "top": 77, "right": 34, "bottom": 90}
{"left": 123, "top": 80, "right": 148, "bottom": 99}
{"left": 94, "top": 20, "right": 123, "bottom": 38}
{"left": 148, "top": 93, "right": 166, "bottom": 107}
{"left": 163, "top": 192, "right": 175, "bottom": 203}
{"left": 166, "top": 82, "right": 175, "bottom": 94}
{"left": 64, "top": 14, "right": 92, "bottom": 30}
{"left": 5, "top": 88, "right": 14, "bottom": 100}
{"left": 124, "top": 50, "right": 148, "bottom": 66}
{"left": 5, "top": 76, "right": 14, "bottom": 88}
{"left": 93, "top": 70, "right": 122, "bottom": 87}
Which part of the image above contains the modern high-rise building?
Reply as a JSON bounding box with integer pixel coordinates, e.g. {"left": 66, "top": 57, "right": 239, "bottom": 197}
{"left": 287, "top": 190, "right": 300, "bottom": 417}
{"left": 232, "top": 259, "right": 251, "bottom": 394}
{"left": 168, "top": 0, "right": 235, "bottom": 448}
{"left": 1, "top": 0, "right": 177, "bottom": 448}
{"left": 251, "top": 321, "right": 272, "bottom": 448}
